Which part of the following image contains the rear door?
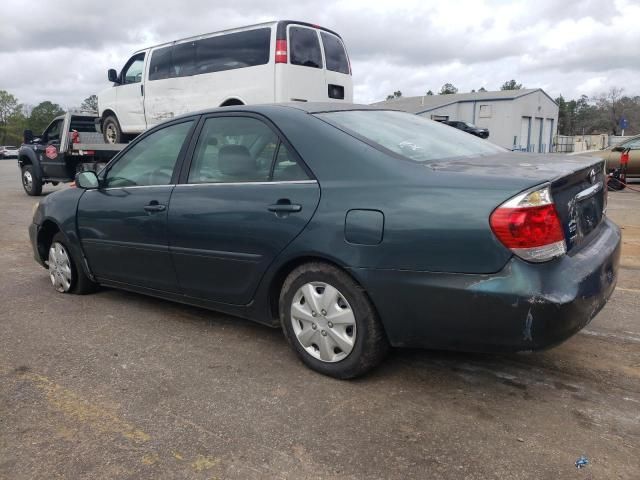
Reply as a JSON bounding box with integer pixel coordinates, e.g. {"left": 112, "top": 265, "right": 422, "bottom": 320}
{"left": 78, "top": 119, "right": 195, "bottom": 291}
{"left": 168, "top": 114, "right": 320, "bottom": 305}
{"left": 282, "top": 25, "right": 326, "bottom": 102}
{"left": 319, "top": 31, "right": 352, "bottom": 102}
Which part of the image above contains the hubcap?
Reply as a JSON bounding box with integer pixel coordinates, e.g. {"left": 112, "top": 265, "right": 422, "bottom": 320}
{"left": 290, "top": 282, "right": 356, "bottom": 363}
{"left": 23, "top": 171, "right": 33, "bottom": 191}
{"left": 105, "top": 124, "right": 117, "bottom": 144}
{"left": 48, "top": 242, "right": 73, "bottom": 293}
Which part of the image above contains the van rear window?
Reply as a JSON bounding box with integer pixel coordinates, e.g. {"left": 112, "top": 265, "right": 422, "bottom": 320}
{"left": 320, "top": 32, "right": 349, "bottom": 74}
{"left": 148, "top": 28, "right": 271, "bottom": 81}
{"left": 289, "top": 27, "right": 322, "bottom": 69}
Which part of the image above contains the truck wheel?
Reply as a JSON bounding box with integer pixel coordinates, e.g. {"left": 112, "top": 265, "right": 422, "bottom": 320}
{"left": 21, "top": 165, "right": 42, "bottom": 196}
{"left": 103, "top": 115, "right": 123, "bottom": 144}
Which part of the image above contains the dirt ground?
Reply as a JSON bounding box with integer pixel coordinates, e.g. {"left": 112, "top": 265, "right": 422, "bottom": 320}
{"left": 0, "top": 161, "right": 638, "bottom": 479}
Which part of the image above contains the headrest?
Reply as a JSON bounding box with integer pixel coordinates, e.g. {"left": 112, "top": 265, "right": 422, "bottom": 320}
{"left": 218, "top": 145, "right": 255, "bottom": 177}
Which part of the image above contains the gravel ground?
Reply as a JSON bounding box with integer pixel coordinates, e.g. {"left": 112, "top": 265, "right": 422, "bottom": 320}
{"left": 1, "top": 161, "right": 638, "bottom": 479}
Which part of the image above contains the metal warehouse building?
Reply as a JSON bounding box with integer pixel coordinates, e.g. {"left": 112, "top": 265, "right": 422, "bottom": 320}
{"left": 372, "top": 89, "right": 559, "bottom": 152}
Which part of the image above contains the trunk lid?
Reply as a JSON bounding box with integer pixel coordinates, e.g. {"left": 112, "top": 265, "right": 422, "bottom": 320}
{"left": 428, "top": 152, "right": 607, "bottom": 253}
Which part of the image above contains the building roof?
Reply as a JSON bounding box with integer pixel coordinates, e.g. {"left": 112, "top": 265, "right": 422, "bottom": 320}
{"left": 371, "top": 88, "right": 556, "bottom": 114}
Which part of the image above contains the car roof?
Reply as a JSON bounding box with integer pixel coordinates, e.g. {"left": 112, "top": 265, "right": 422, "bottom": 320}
{"left": 175, "top": 103, "right": 397, "bottom": 120}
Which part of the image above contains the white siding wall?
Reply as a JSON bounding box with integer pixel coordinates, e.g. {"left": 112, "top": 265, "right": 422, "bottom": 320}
{"left": 417, "top": 90, "right": 558, "bottom": 151}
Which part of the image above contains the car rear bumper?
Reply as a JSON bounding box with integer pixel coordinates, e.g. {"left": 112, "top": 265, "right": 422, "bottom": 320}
{"left": 351, "top": 218, "right": 621, "bottom": 351}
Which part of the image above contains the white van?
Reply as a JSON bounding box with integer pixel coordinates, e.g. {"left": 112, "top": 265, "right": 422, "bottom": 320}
{"left": 97, "top": 20, "right": 353, "bottom": 143}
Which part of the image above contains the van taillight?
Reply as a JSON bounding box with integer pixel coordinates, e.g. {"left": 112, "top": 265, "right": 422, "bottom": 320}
{"left": 275, "top": 39, "right": 287, "bottom": 63}
{"left": 489, "top": 185, "right": 566, "bottom": 262}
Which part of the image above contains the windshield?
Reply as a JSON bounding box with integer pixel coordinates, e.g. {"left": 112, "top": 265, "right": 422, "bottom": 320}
{"left": 315, "top": 110, "right": 504, "bottom": 162}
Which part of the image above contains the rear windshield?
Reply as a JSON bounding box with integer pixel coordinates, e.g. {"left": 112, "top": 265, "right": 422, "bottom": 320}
{"left": 70, "top": 116, "right": 98, "bottom": 133}
{"left": 149, "top": 28, "right": 271, "bottom": 80}
{"left": 316, "top": 110, "right": 504, "bottom": 162}
{"left": 320, "top": 32, "right": 349, "bottom": 74}
{"left": 289, "top": 26, "right": 322, "bottom": 69}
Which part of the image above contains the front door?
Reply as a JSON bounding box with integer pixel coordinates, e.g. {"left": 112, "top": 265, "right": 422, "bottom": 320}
{"left": 77, "top": 119, "right": 195, "bottom": 291}
{"left": 168, "top": 115, "right": 320, "bottom": 305}
{"left": 116, "top": 52, "right": 147, "bottom": 132}
{"left": 40, "top": 118, "right": 66, "bottom": 178}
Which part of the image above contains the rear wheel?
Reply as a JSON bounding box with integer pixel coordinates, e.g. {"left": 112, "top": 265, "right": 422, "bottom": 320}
{"left": 21, "top": 164, "right": 42, "bottom": 196}
{"left": 103, "top": 115, "right": 123, "bottom": 144}
{"left": 48, "top": 233, "right": 97, "bottom": 294}
{"left": 279, "top": 262, "right": 389, "bottom": 379}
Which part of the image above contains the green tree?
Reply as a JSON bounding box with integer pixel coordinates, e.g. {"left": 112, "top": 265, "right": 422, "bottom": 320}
{"left": 0, "top": 90, "right": 22, "bottom": 144}
{"left": 386, "top": 90, "right": 402, "bottom": 100}
{"left": 80, "top": 94, "right": 98, "bottom": 112}
{"left": 478, "top": 87, "right": 487, "bottom": 92}
{"left": 500, "top": 79, "right": 523, "bottom": 90}
{"left": 439, "top": 83, "right": 458, "bottom": 95}
{"left": 28, "top": 101, "right": 64, "bottom": 134}
{"left": 425, "top": 90, "right": 434, "bottom": 96}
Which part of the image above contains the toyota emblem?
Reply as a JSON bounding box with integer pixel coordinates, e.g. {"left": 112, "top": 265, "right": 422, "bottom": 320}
{"left": 589, "top": 169, "right": 596, "bottom": 184}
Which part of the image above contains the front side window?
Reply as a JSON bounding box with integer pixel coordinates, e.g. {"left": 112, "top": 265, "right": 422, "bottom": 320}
{"left": 316, "top": 110, "right": 504, "bottom": 163}
{"left": 122, "top": 54, "right": 145, "bottom": 84}
{"left": 188, "top": 117, "right": 279, "bottom": 183}
{"left": 105, "top": 121, "right": 193, "bottom": 187}
{"left": 289, "top": 27, "right": 322, "bottom": 69}
{"left": 320, "top": 32, "right": 349, "bottom": 74}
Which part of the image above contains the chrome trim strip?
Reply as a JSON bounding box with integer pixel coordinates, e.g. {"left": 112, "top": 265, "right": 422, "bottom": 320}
{"left": 90, "top": 180, "right": 318, "bottom": 192}
{"left": 575, "top": 182, "right": 603, "bottom": 202}
{"left": 176, "top": 180, "right": 318, "bottom": 187}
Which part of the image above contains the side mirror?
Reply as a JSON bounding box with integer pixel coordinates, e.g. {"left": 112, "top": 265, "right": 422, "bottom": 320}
{"left": 611, "top": 145, "right": 625, "bottom": 152}
{"left": 108, "top": 69, "right": 120, "bottom": 84}
{"left": 75, "top": 171, "right": 100, "bottom": 189}
{"left": 23, "top": 129, "right": 34, "bottom": 144}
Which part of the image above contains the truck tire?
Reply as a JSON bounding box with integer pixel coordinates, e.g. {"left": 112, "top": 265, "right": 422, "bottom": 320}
{"left": 21, "top": 165, "right": 42, "bottom": 196}
{"left": 103, "top": 115, "right": 123, "bottom": 144}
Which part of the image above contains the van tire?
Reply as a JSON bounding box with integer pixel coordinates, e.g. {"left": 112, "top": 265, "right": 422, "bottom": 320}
{"left": 103, "top": 115, "right": 123, "bottom": 144}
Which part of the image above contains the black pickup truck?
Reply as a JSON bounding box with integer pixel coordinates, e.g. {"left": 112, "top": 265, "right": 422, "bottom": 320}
{"left": 18, "top": 112, "right": 125, "bottom": 196}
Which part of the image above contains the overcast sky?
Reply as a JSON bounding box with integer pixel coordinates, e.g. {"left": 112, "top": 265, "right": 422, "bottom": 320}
{"left": 1, "top": 0, "right": 639, "bottom": 108}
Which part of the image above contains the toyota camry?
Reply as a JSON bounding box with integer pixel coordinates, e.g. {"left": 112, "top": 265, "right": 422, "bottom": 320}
{"left": 29, "top": 103, "right": 620, "bottom": 378}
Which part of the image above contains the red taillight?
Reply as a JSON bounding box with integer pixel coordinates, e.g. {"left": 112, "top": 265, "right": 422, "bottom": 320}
{"left": 275, "top": 39, "right": 287, "bottom": 63}
{"left": 490, "top": 186, "right": 566, "bottom": 262}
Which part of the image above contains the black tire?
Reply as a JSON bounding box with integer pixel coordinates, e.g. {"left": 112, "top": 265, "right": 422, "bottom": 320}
{"left": 21, "top": 164, "right": 42, "bottom": 196}
{"left": 103, "top": 115, "right": 123, "bottom": 144}
{"left": 279, "top": 262, "right": 389, "bottom": 379}
{"left": 49, "top": 232, "right": 98, "bottom": 295}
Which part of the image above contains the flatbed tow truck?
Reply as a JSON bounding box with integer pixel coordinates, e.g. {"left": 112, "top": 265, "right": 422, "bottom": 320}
{"left": 18, "top": 111, "right": 126, "bottom": 196}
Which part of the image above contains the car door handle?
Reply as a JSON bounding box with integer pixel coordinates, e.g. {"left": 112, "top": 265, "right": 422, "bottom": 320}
{"left": 268, "top": 200, "right": 302, "bottom": 213}
{"left": 144, "top": 203, "right": 166, "bottom": 212}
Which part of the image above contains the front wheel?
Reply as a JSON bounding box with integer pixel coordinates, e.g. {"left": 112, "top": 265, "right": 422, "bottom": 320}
{"left": 103, "top": 115, "right": 123, "bottom": 144}
{"left": 48, "top": 233, "right": 98, "bottom": 294}
{"left": 279, "top": 262, "right": 389, "bottom": 379}
{"left": 21, "top": 165, "right": 42, "bottom": 196}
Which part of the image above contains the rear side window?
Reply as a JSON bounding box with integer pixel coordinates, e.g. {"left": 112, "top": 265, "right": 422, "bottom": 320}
{"left": 320, "top": 32, "right": 349, "bottom": 74}
{"left": 172, "top": 41, "right": 196, "bottom": 77}
{"left": 197, "top": 28, "right": 271, "bottom": 74}
{"left": 149, "top": 46, "right": 172, "bottom": 80}
{"left": 289, "top": 27, "right": 322, "bottom": 69}
{"left": 148, "top": 28, "right": 271, "bottom": 81}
